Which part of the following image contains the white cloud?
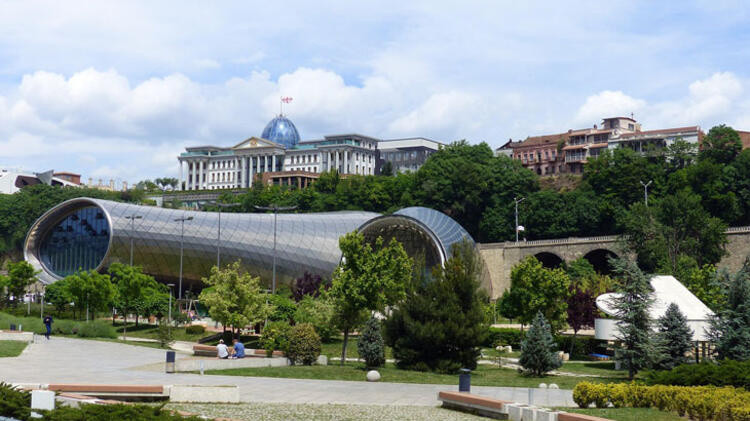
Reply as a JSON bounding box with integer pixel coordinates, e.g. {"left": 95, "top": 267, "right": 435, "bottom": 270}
{"left": 574, "top": 91, "right": 646, "bottom": 126}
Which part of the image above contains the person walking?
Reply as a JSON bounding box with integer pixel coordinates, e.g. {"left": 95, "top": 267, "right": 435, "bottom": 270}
{"left": 43, "top": 315, "right": 53, "bottom": 340}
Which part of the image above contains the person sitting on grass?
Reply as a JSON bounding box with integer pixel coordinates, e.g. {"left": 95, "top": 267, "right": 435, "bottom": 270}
{"left": 232, "top": 338, "right": 245, "bottom": 359}
{"left": 216, "top": 339, "right": 230, "bottom": 359}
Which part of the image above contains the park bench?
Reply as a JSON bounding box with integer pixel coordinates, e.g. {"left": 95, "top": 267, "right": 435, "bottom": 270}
{"left": 438, "top": 391, "right": 511, "bottom": 419}
{"left": 192, "top": 344, "right": 285, "bottom": 358}
{"left": 47, "top": 384, "right": 167, "bottom": 400}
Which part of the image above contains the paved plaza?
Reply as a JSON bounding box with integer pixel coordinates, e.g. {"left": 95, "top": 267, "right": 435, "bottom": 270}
{"left": 0, "top": 337, "right": 574, "bottom": 406}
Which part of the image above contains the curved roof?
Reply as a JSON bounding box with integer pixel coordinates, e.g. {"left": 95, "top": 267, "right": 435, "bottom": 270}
{"left": 261, "top": 115, "right": 300, "bottom": 148}
{"left": 394, "top": 207, "right": 474, "bottom": 256}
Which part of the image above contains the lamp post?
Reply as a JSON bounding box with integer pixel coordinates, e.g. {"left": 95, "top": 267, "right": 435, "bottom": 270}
{"left": 514, "top": 196, "right": 525, "bottom": 243}
{"left": 640, "top": 180, "right": 652, "bottom": 206}
{"left": 125, "top": 214, "right": 142, "bottom": 266}
{"left": 174, "top": 215, "right": 194, "bottom": 299}
{"left": 167, "top": 283, "right": 175, "bottom": 333}
{"left": 254, "top": 204, "right": 297, "bottom": 294}
{"left": 202, "top": 201, "right": 241, "bottom": 268}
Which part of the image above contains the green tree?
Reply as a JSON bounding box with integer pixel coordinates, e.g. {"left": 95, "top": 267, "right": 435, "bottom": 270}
{"left": 654, "top": 303, "right": 693, "bottom": 370}
{"left": 294, "top": 295, "right": 337, "bottom": 342}
{"left": 108, "top": 263, "right": 154, "bottom": 337}
{"left": 380, "top": 161, "right": 394, "bottom": 176}
{"left": 6, "top": 261, "right": 38, "bottom": 305}
{"left": 519, "top": 312, "right": 562, "bottom": 376}
{"left": 330, "top": 231, "right": 412, "bottom": 364}
{"left": 498, "top": 256, "right": 570, "bottom": 331}
{"left": 44, "top": 280, "right": 73, "bottom": 314}
{"left": 610, "top": 258, "right": 655, "bottom": 380}
{"left": 700, "top": 124, "right": 742, "bottom": 164}
{"left": 0, "top": 273, "right": 9, "bottom": 305}
{"left": 709, "top": 260, "right": 750, "bottom": 361}
{"left": 384, "top": 240, "right": 487, "bottom": 373}
{"left": 665, "top": 138, "right": 697, "bottom": 170}
{"left": 358, "top": 316, "right": 385, "bottom": 368}
{"left": 199, "top": 261, "right": 273, "bottom": 335}
{"left": 64, "top": 270, "right": 116, "bottom": 320}
{"left": 675, "top": 261, "right": 724, "bottom": 312}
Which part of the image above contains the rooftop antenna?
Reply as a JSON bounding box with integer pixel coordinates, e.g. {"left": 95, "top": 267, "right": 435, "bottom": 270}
{"left": 280, "top": 96, "right": 293, "bottom": 116}
{"left": 630, "top": 112, "right": 634, "bottom": 119}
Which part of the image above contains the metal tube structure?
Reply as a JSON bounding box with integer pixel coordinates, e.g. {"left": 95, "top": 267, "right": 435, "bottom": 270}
{"left": 254, "top": 204, "right": 297, "bottom": 294}
{"left": 202, "top": 201, "right": 241, "bottom": 269}
{"left": 174, "top": 215, "right": 194, "bottom": 299}
{"left": 125, "top": 214, "right": 142, "bottom": 266}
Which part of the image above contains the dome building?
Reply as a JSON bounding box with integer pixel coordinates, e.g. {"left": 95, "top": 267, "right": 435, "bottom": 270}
{"left": 261, "top": 115, "right": 301, "bottom": 149}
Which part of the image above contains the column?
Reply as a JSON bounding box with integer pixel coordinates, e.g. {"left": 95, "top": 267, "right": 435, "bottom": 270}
{"left": 344, "top": 150, "right": 348, "bottom": 174}
{"left": 249, "top": 156, "right": 254, "bottom": 186}
{"left": 317, "top": 152, "right": 322, "bottom": 173}
{"left": 264, "top": 155, "right": 268, "bottom": 173}
{"left": 190, "top": 161, "right": 196, "bottom": 190}
{"left": 335, "top": 150, "right": 340, "bottom": 172}
{"left": 272, "top": 155, "right": 276, "bottom": 173}
{"left": 178, "top": 160, "right": 184, "bottom": 190}
{"left": 239, "top": 156, "right": 245, "bottom": 188}
{"left": 198, "top": 161, "right": 204, "bottom": 190}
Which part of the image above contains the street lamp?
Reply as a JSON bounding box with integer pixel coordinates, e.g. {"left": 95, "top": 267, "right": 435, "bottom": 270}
{"left": 254, "top": 204, "right": 297, "bottom": 294}
{"left": 202, "top": 201, "right": 241, "bottom": 268}
{"left": 124, "top": 214, "right": 143, "bottom": 266}
{"left": 174, "top": 215, "right": 194, "bottom": 299}
{"left": 167, "top": 283, "right": 175, "bottom": 333}
{"left": 640, "top": 180, "right": 653, "bottom": 206}
{"left": 514, "top": 196, "right": 525, "bottom": 243}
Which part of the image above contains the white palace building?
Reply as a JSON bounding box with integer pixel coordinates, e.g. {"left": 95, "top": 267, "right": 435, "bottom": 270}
{"left": 177, "top": 114, "right": 442, "bottom": 190}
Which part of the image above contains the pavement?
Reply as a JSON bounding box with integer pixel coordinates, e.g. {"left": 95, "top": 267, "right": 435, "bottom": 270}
{"left": 1, "top": 336, "right": 575, "bottom": 407}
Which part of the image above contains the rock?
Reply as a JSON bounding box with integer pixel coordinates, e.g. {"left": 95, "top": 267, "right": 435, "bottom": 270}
{"left": 366, "top": 370, "right": 381, "bottom": 382}
{"left": 505, "top": 345, "right": 513, "bottom": 353}
{"left": 562, "top": 353, "right": 570, "bottom": 361}
{"left": 548, "top": 383, "right": 559, "bottom": 389}
{"left": 538, "top": 383, "right": 547, "bottom": 389}
{"left": 495, "top": 345, "right": 503, "bottom": 352}
{"left": 316, "top": 355, "right": 328, "bottom": 366}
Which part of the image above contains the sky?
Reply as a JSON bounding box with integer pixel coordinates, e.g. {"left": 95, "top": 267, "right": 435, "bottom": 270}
{"left": 1, "top": 1, "right": 750, "bottom": 184}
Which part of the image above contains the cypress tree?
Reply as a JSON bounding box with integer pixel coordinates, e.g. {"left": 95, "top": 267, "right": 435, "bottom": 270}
{"left": 358, "top": 316, "right": 385, "bottom": 368}
{"left": 709, "top": 259, "right": 750, "bottom": 361}
{"left": 519, "top": 312, "right": 562, "bottom": 376}
{"left": 384, "top": 240, "right": 487, "bottom": 373}
{"left": 654, "top": 302, "right": 693, "bottom": 370}
{"left": 610, "top": 258, "right": 656, "bottom": 380}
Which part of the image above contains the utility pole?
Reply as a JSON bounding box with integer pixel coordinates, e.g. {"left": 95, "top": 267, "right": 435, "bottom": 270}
{"left": 125, "top": 214, "right": 142, "bottom": 266}
{"left": 174, "top": 215, "right": 194, "bottom": 299}
{"left": 514, "top": 196, "right": 525, "bottom": 243}
{"left": 254, "top": 204, "right": 297, "bottom": 294}
{"left": 167, "top": 283, "right": 175, "bottom": 335}
{"left": 202, "top": 201, "right": 240, "bottom": 268}
{"left": 640, "top": 180, "right": 652, "bottom": 206}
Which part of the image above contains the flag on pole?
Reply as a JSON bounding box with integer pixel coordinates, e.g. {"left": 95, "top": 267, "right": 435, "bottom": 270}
{"left": 516, "top": 225, "right": 525, "bottom": 232}
{"left": 281, "top": 96, "right": 293, "bottom": 103}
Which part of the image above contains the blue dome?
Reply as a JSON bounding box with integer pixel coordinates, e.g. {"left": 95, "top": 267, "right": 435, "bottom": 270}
{"left": 261, "top": 115, "right": 300, "bottom": 148}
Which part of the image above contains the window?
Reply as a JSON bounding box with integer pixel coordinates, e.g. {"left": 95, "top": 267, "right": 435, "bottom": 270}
{"left": 628, "top": 123, "right": 635, "bottom": 130}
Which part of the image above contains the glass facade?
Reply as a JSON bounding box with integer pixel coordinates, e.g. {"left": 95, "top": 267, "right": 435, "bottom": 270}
{"left": 25, "top": 198, "right": 473, "bottom": 291}
{"left": 38, "top": 206, "right": 110, "bottom": 278}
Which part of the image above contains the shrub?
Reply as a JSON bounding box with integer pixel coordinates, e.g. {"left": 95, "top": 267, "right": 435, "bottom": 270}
{"left": 554, "top": 335, "right": 601, "bottom": 359}
{"left": 294, "top": 295, "right": 337, "bottom": 342}
{"left": 42, "top": 403, "right": 204, "bottom": 420}
{"left": 286, "top": 323, "right": 321, "bottom": 365}
{"left": 156, "top": 321, "right": 173, "bottom": 348}
{"left": 646, "top": 360, "right": 750, "bottom": 388}
{"left": 0, "top": 382, "right": 31, "bottom": 420}
{"left": 260, "top": 321, "right": 291, "bottom": 357}
{"left": 357, "top": 317, "right": 385, "bottom": 368}
{"left": 185, "top": 325, "right": 205, "bottom": 335}
{"left": 485, "top": 327, "right": 525, "bottom": 348}
{"left": 519, "top": 312, "right": 562, "bottom": 376}
{"left": 292, "top": 272, "right": 328, "bottom": 302}
{"left": 76, "top": 320, "right": 117, "bottom": 338}
{"left": 268, "top": 294, "right": 297, "bottom": 323}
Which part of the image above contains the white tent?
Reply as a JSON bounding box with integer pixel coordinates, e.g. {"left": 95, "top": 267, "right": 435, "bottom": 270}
{"left": 595, "top": 275, "right": 714, "bottom": 341}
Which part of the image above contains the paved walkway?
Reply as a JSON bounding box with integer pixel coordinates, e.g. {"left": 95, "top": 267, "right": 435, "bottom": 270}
{"left": 1, "top": 337, "right": 574, "bottom": 407}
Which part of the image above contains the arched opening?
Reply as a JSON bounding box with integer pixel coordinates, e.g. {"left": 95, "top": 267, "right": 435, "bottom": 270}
{"left": 534, "top": 252, "right": 563, "bottom": 269}
{"left": 583, "top": 249, "right": 619, "bottom": 275}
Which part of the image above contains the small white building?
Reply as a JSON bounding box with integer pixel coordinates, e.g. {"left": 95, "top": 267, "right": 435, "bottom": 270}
{"left": 0, "top": 169, "right": 80, "bottom": 194}
{"left": 595, "top": 275, "right": 714, "bottom": 341}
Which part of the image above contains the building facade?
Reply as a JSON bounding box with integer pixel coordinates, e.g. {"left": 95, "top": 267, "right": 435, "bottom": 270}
{"left": 177, "top": 115, "right": 442, "bottom": 191}
{"left": 508, "top": 116, "right": 704, "bottom": 175}
{"left": 0, "top": 169, "right": 80, "bottom": 194}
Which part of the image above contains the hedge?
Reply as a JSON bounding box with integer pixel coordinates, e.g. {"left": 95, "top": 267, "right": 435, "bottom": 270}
{"left": 573, "top": 382, "right": 750, "bottom": 421}
{"left": 485, "top": 327, "right": 525, "bottom": 348}
{"left": 485, "top": 327, "right": 602, "bottom": 358}
{"left": 646, "top": 360, "right": 750, "bottom": 388}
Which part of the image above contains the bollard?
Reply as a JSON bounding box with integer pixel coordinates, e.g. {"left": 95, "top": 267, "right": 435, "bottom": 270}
{"left": 166, "top": 350, "right": 176, "bottom": 373}
{"left": 10, "top": 323, "right": 16, "bottom": 331}
{"left": 459, "top": 368, "right": 471, "bottom": 392}
{"left": 528, "top": 387, "right": 534, "bottom": 406}
{"left": 200, "top": 360, "right": 204, "bottom": 375}
{"left": 31, "top": 390, "right": 55, "bottom": 418}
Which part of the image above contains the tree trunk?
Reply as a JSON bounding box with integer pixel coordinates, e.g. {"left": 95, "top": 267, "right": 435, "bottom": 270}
{"left": 135, "top": 314, "right": 139, "bottom": 327}
{"left": 341, "top": 328, "right": 349, "bottom": 366}
{"left": 569, "top": 330, "right": 577, "bottom": 355}
{"left": 122, "top": 317, "right": 127, "bottom": 342}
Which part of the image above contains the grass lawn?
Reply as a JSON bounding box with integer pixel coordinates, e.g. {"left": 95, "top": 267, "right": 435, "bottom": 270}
{"left": 0, "top": 340, "right": 27, "bottom": 357}
{"left": 206, "top": 361, "right": 624, "bottom": 389}
{"left": 559, "top": 362, "right": 631, "bottom": 379}
{"left": 114, "top": 322, "right": 208, "bottom": 342}
{"left": 561, "top": 407, "right": 683, "bottom": 421}
{"left": 320, "top": 337, "right": 393, "bottom": 360}
{"left": 164, "top": 402, "right": 485, "bottom": 420}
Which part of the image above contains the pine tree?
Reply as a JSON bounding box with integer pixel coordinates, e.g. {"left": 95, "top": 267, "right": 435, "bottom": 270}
{"left": 610, "top": 258, "right": 656, "bottom": 380}
{"left": 384, "top": 240, "right": 488, "bottom": 373}
{"left": 519, "top": 312, "right": 562, "bottom": 376}
{"left": 709, "top": 259, "right": 750, "bottom": 361}
{"left": 654, "top": 302, "right": 693, "bottom": 370}
{"left": 358, "top": 316, "right": 385, "bottom": 368}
